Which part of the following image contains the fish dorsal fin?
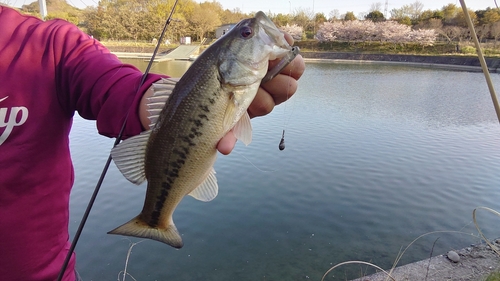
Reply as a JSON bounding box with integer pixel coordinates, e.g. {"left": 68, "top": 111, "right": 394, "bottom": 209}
{"left": 110, "top": 130, "right": 151, "bottom": 185}
{"left": 111, "top": 78, "right": 178, "bottom": 185}
{"left": 233, "top": 112, "right": 252, "bottom": 145}
{"left": 188, "top": 168, "right": 218, "bottom": 202}
{"left": 147, "top": 77, "right": 179, "bottom": 129}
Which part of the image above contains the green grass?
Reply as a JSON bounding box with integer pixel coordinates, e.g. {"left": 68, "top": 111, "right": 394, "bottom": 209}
{"left": 484, "top": 271, "right": 500, "bottom": 281}
{"left": 98, "top": 39, "right": 500, "bottom": 58}
{"left": 99, "top": 40, "right": 177, "bottom": 53}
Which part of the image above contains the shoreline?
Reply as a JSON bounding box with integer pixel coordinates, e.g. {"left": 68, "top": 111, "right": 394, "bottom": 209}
{"left": 113, "top": 50, "right": 500, "bottom": 73}
{"left": 299, "top": 51, "right": 500, "bottom": 73}
{"left": 303, "top": 58, "right": 489, "bottom": 72}
{"left": 351, "top": 239, "right": 500, "bottom": 281}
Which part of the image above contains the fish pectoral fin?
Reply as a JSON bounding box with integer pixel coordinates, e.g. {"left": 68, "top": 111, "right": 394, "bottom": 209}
{"left": 233, "top": 112, "right": 252, "bottom": 145}
{"left": 188, "top": 168, "right": 218, "bottom": 202}
{"left": 108, "top": 215, "right": 183, "bottom": 248}
{"left": 147, "top": 78, "right": 178, "bottom": 129}
{"left": 223, "top": 92, "right": 253, "bottom": 145}
{"left": 110, "top": 130, "right": 150, "bottom": 185}
{"left": 223, "top": 92, "right": 239, "bottom": 132}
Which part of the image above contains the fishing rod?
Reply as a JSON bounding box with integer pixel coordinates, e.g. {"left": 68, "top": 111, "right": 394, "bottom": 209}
{"left": 56, "top": 1, "right": 179, "bottom": 280}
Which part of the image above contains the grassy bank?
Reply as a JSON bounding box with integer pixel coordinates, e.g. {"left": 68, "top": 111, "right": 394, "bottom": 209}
{"left": 100, "top": 40, "right": 175, "bottom": 54}
{"left": 293, "top": 40, "right": 500, "bottom": 57}
{"left": 485, "top": 271, "right": 500, "bottom": 281}
{"left": 100, "top": 39, "right": 500, "bottom": 59}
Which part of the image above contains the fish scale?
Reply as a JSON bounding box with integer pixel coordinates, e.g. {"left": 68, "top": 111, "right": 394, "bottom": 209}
{"left": 142, "top": 86, "right": 226, "bottom": 230}
{"left": 108, "top": 11, "right": 295, "bottom": 248}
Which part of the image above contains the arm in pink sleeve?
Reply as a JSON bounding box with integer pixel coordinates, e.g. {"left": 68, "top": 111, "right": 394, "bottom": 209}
{"left": 49, "top": 20, "right": 165, "bottom": 138}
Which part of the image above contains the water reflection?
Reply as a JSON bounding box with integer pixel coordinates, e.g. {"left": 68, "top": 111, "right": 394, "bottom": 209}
{"left": 121, "top": 58, "right": 192, "bottom": 78}
{"left": 69, "top": 61, "right": 500, "bottom": 281}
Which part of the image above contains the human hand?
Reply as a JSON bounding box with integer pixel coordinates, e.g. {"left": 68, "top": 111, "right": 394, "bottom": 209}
{"left": 217, "top": 33, "right": 306, "bottom": 155}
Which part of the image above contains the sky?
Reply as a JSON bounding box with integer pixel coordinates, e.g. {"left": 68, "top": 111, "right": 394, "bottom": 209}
{"left": 205, "top": 0, "right": 498, "bottom": 17}
{"left": 9, "top": 0, "right": 500, "bottom": 18}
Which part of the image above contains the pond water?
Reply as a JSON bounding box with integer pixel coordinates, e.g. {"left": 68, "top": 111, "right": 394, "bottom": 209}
{"left": 69, "top": 60, "right": 500, "bottom": 280}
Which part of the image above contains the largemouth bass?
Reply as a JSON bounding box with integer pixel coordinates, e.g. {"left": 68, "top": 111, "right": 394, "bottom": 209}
{"left": 108, "top": 11, "right": 296, "bottom": 248}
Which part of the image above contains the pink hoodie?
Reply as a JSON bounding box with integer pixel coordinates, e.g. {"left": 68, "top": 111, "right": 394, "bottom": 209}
{"left": 0, "top": 6, "right": 163, "bottom": 280}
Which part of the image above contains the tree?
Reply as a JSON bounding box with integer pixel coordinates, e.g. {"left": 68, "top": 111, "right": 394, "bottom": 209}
{"left": 398, "top": 16, "right": 412, "bottom": 26}
{"left": 315, "top": 20, "right": 436, "bottom": 45}
{"left": 454, "top": 9, "right": 478, "bottom": 27}
{"left": 271, "top": 13, "right": 291, "bottom": 27}
{"left": 370, "top": 2, "right": 382, "bottom": 12}
{"left": 476, "top": 24, "right": 490, "bottom": 42}
{"left": 438, "top": 26, "right": 468, "bottom": 43}
{"left": 315, "top": 22, "right": 336, "bottom": 42}
{"left": 390, "top": 0, "right": 424, "bottom": 24}
{"left": 291, "top": 8, "right": 314, "bottom": 34}
{"left": 419, "top": 9, "right": 443, "bottom": 21}
{"left": 280, "top": 24, "right": 303, "bottom": 41}
{"left": 19, "top": 0, "right": 84, "bottom": 24}
{"left": 328, "top": 9, "right": 340, "bottom": 21}
{"left": 442, "top": 3, "right": 460, "bottom": 25}
{"left": 344, "top": 11, "right": 357, "bottom": 21}
{"left": 314, "top": 12, "right": 327, "bottom": 31}
{"left": 477, "top": 8, "right": 500, "bottom": 25}
{"left": 188, "top": 2, "right": 222, "bottom": 40}
{"left": 414, "top": 18, "right": 443, "bottom": 30}
{"left": 135, "top": 0, "right": 195, "bottom": 43}
{"left": 220, "top": 8, "right": 248, "bottom": 24}
{"left": 45, "top": 10, "right": 80, "bottom": 25}
{"left": 365, "top": 10, "right": 385, "bottom": 22}
{"left": 491, "top": 21, "right": 500, "bottom": 45}
{"left": 408, "top": 0, "right": 424, "bottom": 20}
{"left": 84, "top": 1, "right": 128, "bottom": 40}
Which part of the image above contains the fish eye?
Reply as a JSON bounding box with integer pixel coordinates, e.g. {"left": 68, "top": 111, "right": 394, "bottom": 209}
{"left": 240, "top": 26, "right": 253, "bottom": 38}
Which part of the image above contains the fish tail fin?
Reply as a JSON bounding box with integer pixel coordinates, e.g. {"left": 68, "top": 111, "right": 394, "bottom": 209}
{"left": 108, "top": 215, "right": 184, "bottom": 249}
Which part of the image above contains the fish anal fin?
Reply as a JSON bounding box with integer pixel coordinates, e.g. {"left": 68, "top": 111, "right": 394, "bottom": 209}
{"left": 110, "top": 130, "right": 150, "bottom": 185}
{"left": 233, "top": 112, "right": 252, "bottom": 145}
{"left": 108, "top": 215, "right": 183, "bottom": 249}
{"left": 188, "top": 168, "right": 218, "bottom": 202}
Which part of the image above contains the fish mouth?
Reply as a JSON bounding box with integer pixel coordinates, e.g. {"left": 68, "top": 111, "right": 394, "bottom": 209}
{"left": 218, "top": 11, "right": 297, "bottom": 87}
{"left": 242, "top": 12, "right": 297, "bottom": 81}
{"left": 255, "top": 11, "right": 292, "bottom": 61}
{"left": 252, "top": 12, "right": 300, "bottom": 84}
{"left": 261, "top": 46, "right": 300, "bottom": 85}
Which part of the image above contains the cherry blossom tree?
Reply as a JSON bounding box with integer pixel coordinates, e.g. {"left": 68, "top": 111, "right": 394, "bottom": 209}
{"left": 316, "top": 20, "right": 436, "bottom": 45}
{"left": 280, "top": 24, "right": 304, "bottom": 41}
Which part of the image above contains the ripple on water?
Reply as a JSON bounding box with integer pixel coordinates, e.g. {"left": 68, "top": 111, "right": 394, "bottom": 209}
{"left": 69, "top": 63, "right": 500, "bottom": 280}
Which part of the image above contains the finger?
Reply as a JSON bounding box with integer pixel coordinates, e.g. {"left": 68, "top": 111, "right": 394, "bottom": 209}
{"left": 283, "top": 32, "right": 294, "bottom": 46}
{"left": 279, "top": 54, "right": 305, "bottom": 80}
{"left": 261, "top": 73, "right": 298, "bottom": 105}
{"left": 248, "top": 87, "right": 275, "bottom": 118}
{"left": 217, "top": 130, "right": 237, "bottom": 155}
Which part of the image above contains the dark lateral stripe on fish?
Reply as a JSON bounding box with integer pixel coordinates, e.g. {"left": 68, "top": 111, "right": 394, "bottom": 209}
{"left": 148, "top": 181, "right": 172, "bottom": 226}
{"left": 148, "top": 142, "right": 192, "bottom": 226}
{"left": 108, "top": 11, "right": 294, "bottom": 248}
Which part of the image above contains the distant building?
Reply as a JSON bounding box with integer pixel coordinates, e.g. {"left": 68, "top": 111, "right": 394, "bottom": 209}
{"left": 180, "top": 37, "right": 191, "bottom": 45}
{"left": 215, "top": 24, "right": 236, "bottom": 39}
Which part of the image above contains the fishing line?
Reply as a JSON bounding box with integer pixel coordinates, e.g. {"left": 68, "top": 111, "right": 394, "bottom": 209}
{"left": 119, "top": 239, "right": 145, "bottom": 281}
{"left": 233, "top": 149, "right": 278, "bottom": 172}
{"left": 279, "top": 59, "right": 297, "bottom": 151}
{"left": 56, "top": 1, "right": 179, "bottom": 280}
